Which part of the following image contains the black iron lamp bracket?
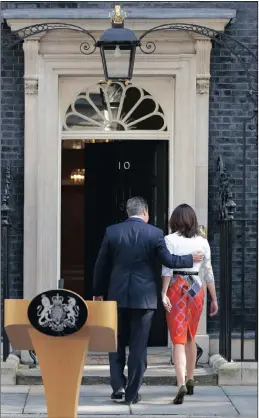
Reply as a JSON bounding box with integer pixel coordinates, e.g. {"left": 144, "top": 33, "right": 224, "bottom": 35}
{"left": 10, "top": 22, "right": 97, "bottom": 56}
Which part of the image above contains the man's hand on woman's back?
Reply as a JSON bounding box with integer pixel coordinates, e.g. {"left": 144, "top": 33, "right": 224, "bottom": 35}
{"left": 192, "top": 252, "right": 204, "bottom": 263}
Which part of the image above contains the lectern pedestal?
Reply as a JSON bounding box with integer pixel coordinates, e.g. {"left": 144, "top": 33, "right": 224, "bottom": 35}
{"left": 5, "top": 297, "right": 117, "bottom": 418}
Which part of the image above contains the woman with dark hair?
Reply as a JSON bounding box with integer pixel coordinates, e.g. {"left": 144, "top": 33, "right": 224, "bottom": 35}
{"left": 161, "top": 204, "right": 218, "bottom": 405}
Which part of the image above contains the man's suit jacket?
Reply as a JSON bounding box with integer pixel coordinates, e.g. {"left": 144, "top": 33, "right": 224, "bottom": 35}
{"left": 93, "top": 217, "right": 193, "bottom": 309}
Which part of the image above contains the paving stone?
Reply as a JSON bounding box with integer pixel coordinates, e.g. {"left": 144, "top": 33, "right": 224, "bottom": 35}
{"left": 2, "top": 385, "right": 257, "bottom": 417}
{"left": 0, "top": 416, "right": 254, "bottom": 418}
{"left": 1, "top": 393, "right": 27, "bottom": 415}
{"left": 24, "top": 394, "right": 45, "bottom": 404}
{"left": 29, "top": 384, "right": 112, "bottom": 396}
{"left": 221, "top": 386, "right": 257, "bottom": 397}
{"left": 131, "top": 400, "right": 238, "bottom": 416}
{"left": 227, "top": 395, "right": 257, "bottom": 416}
{"left": 78, "top": 398, "right": 130, "bottom": 415}
{"left": 140, "top": 386, "right": 227, "bottom": 402}
{"left": 24, "top": 396, "right": 130, "bottom": 415}
{"left": 28, "top": 384, "right": 226, "bottom": 399}
{"left": 0, "top": 416, "right": 189, "bottom": 418}
{"left": 23, "top": 394, "right": 46, "bottom": 414}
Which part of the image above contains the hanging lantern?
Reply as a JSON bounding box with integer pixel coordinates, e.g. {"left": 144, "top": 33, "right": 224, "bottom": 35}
{"left": 96, "top": 5, "right": 139, "bottom": 81}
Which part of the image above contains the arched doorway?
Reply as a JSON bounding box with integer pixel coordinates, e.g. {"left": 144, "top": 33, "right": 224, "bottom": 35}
{"left": 61, "top": 80, "right": 171, "bottom": 346}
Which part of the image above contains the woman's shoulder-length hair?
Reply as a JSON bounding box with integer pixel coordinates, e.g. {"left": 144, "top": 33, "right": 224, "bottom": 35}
{"left": 169, "top": 204, "right": 200, "bottom": 238}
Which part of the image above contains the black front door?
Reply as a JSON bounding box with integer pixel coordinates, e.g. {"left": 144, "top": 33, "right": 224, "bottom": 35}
{"left": 84, "top": 140, "right": 168, "bottom": 346}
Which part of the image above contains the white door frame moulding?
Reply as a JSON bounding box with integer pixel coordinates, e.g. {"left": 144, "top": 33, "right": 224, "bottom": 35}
{"left": 34, "top": 55, "right": 197, "bottom": 300}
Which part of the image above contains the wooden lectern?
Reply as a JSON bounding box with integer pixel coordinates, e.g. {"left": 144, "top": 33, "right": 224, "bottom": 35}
{"left": 5, "top": 297, "right": 117, "bottom": 418}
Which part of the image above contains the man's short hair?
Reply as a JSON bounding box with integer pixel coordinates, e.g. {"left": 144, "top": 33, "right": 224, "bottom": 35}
{"left": 126, "top": 197, "right": 148, "bottom": 217}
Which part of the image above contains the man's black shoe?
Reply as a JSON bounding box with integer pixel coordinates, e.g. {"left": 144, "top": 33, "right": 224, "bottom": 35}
{"left": 125, "top": 394, "right": 142, "bottom": 405}
{"left": 111, "top": 389, "right": 125, "bottom": 401}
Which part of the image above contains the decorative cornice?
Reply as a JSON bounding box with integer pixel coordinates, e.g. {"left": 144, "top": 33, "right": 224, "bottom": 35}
{"left": 5, "top": 17, "right": 233, "bottom": 35}
{"left": 2, "top": 8, "right": 236, "bottom": 21}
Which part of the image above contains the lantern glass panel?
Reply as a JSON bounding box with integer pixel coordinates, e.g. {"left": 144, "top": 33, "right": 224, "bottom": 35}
{"left": 104, "top": 47, "right": 131, "bottom": 80}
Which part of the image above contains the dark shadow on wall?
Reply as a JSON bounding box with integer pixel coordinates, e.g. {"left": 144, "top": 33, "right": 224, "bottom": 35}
{"left": 1, "top": 21, "right": 25, "bottom": 301}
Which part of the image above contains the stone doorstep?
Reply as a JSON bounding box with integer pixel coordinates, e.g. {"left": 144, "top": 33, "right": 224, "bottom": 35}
{"left": 16, "top": 364, "right": 217, "bottom": 386}
{"left": 86, "top": 352, "right": 172, "bottom": 365}
{"left": 2, "top": 349, "right": 217, "bottom": 386}
{"left": 209, "top": 354, "right": 258, "bottom": 386}
{"left": 17, "top": 348, "right": 217, "bottom": 386}
{"left": 4, "top": 352, "right": 258, "bottom": 387}
{"left": 21, "top": 348, "right": 174, "bottom": 366}
{"left": 21, "top": 345, "right": 209, "bottom": 367}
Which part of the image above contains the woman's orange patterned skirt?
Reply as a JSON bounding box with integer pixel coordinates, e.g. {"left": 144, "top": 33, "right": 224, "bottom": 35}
{"left": 166, "top": 274, "right": 204, "bottom": 345}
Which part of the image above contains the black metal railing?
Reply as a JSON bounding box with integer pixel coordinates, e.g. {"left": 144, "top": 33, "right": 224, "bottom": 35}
{"left": 219, "top": 220, "right": 233, "bottom": 362}
{"left": 219, "top": 218, "right": 258, "bottom": 362}
{"left": 218, "top": 156, "right": 258, "bottom": 362}
{"left": 1, "top": 166, "right": 11, "bottom": 361}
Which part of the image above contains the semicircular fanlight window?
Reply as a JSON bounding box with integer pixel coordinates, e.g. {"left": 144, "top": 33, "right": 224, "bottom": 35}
{"left": 63, "top": 82, "right": 167, "bottom": 132}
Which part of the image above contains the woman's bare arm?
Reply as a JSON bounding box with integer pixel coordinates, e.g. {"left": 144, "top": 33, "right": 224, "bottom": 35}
{"left": 162, "top": 276, "right": 171, "bottom": 295}
{"left": 203, "top": 240, "right": 218, "bottom": 316}
{"left": 161, "top": 276, "right": 172, "bottom": 312}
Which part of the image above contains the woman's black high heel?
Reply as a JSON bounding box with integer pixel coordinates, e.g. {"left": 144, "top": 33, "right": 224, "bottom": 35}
{"left": 173, "top": 385, "right": 187, "bottom": 404}
{"left": 186, "top": 379, "right": 195, "bottom": 395}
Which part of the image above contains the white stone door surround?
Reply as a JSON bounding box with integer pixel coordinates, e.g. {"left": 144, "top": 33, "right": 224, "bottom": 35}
{"left": 6, "top": 14, "right": 232, "bottom": 359}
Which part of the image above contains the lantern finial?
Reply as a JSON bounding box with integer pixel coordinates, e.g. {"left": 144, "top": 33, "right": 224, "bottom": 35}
{"left": 109, "top": 5, "right": 127, "bottom": 27}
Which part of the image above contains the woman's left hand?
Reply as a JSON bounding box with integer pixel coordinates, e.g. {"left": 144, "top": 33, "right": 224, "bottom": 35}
{"left": 210, "top": 299, "right": 218, "bottom": 317}
{"left": 162, "top": 292, "right": 172, "bottom": 313}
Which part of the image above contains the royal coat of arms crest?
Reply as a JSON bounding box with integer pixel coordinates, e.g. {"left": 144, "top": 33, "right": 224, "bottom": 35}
{"left": 27, "top": 289, "right": 88, "bottom": 336}
{"left": 37, "top": 294, "right": 80, "bottom": 332}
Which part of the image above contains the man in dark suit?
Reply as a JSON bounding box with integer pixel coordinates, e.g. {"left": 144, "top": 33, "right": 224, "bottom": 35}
{"left": 93, "top": 197, "right": 203, "bottom": 405}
